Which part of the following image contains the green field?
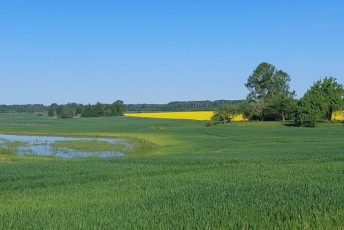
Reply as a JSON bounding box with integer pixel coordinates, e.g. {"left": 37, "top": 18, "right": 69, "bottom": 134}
{"left": 1, "top": 113, "right": 344, "bottom": 229}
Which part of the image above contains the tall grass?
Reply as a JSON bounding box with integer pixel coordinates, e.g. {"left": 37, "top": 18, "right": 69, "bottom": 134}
{"left": 1, "top": 153, "right": 344, "bottom": 229}
{"left": 51, "top": 140, "right": 128, "bottom": 152}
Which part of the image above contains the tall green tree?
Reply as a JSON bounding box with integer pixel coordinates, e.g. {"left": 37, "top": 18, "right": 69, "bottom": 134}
{"left": 55, "top": 106, "right": 63, "bottom": 117}
{"left": 111, "top": 100, "right": 126, "bottom": 116}
{"left": 82, "top": 104, "right": 93, "bottom": 117}
{"left": 48, "top": 107, "right": 54, "bottom": 117}
{"left": 300, "top": 77, "right": 343, "bottom": 122}
{"left": 93, "top": 102, "right": 104, "bottom": 117}
{"left": 0, "top": 106, "right": 9, "bottom": 113}
{"left": 61, "top": 108, "right": 74, "bottom": 118}
{"left": 268, "top": 95, "right": 297, "bottom": 122}
{"left": 321, "top": 77, "right": 344, "bottom": 121}
{"left": 245, "top": 62, "right": 295, "bottom": 121}
{"left": 75, "top": 106, "right": 83, "bottom": 116}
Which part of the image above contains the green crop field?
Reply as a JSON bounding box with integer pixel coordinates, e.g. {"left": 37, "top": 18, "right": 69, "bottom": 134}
{"left": 1, "top": 113, "right": 344, "bottom": 229}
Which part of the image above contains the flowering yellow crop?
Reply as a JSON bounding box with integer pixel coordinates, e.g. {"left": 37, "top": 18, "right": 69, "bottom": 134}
{"left": 126, "top": 110, "right": 343, "bottom": 121}
{"left": 125, "top": 111, "right": 247, "bottom": 121}
{"left": 332, "top": 111, "right": 343, "bottom": 121}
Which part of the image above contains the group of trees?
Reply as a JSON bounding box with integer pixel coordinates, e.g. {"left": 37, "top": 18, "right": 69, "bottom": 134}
{"left": 212, "top": 62, "right": 344, "bottom": 126}
{"left": 245, "top": 62, "right": 296, "bottom": 122}
{"left": 0, "top": 104, "right": 47, "bottom": 113}
{"left": 48, "top": 101, "right": 126, "bottom": 118}
{"left": 2, "top": 100, "right": 242, "bottom": 114}
{"left": 0, "top": 106, "right": 9, "bottom": 113}
{"left": 297, "top": 77, "right": 343, "bottom": 125}
{"left": 82, "top": 101, "right": 126, "bottom": 117}
{"left": 48, "top": 103, "right": 82, "bottom": 118}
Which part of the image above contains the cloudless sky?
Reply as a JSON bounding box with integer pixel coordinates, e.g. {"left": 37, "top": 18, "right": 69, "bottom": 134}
{"left": 1, "top": 1, "right": 343, "bottom": 105}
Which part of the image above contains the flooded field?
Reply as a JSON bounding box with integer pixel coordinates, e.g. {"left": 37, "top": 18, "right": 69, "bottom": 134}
{"left": 0, "top": 134, "right": 126, "bottom": 158}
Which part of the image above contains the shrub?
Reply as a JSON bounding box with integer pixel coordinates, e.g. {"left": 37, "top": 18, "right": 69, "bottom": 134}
{"left": 206, "top": 120, "right": 214, "bottom": 127}
{"left": 61, "top": 108, "right": 74, "bottom": 118}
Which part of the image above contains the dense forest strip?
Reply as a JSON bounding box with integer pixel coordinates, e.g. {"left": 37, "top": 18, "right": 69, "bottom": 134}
{"left": 0, "top": 100, "right": 243, "bottom": 113}
{"left": 126, "top": 100, "right": 243, "bottom": 112}
{"left": 0, "top": 104, "right": 47, "bottom": 113}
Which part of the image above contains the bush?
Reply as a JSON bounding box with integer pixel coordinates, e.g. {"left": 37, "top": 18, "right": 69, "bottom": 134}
{"left": 307, "top": 117, "right": 317, "bottom": 127}
{"left": 61, "top": 108, "right": 74, "bottom": 118}
{"left": 0, "top": 149, "right": 14, "bottom": 155}
{"left": 206, "top": 120, "right": 214, "bottom": 127}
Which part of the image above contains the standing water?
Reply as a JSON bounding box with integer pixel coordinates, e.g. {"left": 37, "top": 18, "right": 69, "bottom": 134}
{"left": 0, "top": 134, "right": 126, "bottom": 158}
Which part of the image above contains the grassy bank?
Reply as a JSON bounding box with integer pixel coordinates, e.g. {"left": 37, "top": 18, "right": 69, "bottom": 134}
{"left": 1, "top": 113, "right": 344, "bottom": 228}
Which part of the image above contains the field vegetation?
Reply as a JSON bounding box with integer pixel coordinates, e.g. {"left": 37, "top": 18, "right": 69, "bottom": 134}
{"left": 51, "top": 140, "right": 129, "bottom": 153}
{"left": 1, "top": 113, "right": 344, "bottom": 229}
{"left": 125, "top": 110, "right": 343, "bottom": 122}
{"left": 125, "top": 111, "right": 246, "bottom": 121}
{"left": 1, "top": 140, "right": 28, "bottom": 148}
{"left": 3, "top": 62, "right": 343, "bottom": 128}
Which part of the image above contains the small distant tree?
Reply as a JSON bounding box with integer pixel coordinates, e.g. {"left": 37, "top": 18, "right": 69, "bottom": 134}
{"left": 212, "top": 105, "right": 238, "bottom": 124}
{"left": 55, "top": 106, "right": 63, "bottom": 118}
{"left": 50, "top": 103, "right": 58, "bottom": 109}
{"left": 0, "top": 106, "right": 9, "bottom": 113}
{"left": 103, "top": 109, "right": 112, "bottom": 116}
{"left": 237, "top": 101, "right": 254, "bottom": 121}
{"left": 82, "top": 104, "right": 93, "bottom": 117}
{"left": 61, "top": 108, "right": 74, "bottom": 118}
{"left": 93, "top": 102, "right": 104, "bottom": 117}
{"left": 48, "top": 103, "right": 58, "bottom": 117}
{"left": 48, "top": 107, "right": 54, "bottom": 117}
{"left": 111, "top": 100, "right": 126, "bottom": 116}
{"left": 75, "top": 106, "right": 83, "bottom": 116}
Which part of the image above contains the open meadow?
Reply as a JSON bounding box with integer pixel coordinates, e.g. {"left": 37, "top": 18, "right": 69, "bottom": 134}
{"left": 1, "top": 113, "right": 344, "bottom": 229}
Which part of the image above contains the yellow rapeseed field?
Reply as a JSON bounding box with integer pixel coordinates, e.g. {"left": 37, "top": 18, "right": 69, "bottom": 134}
{"left": 125, "top": 111, "right": 247, "bottom": 121}
{"left": 126, "top": 110, "right": 343, "bottom": 121}
{"left": 332, "top": 111, "right": 343, "bottom": 121}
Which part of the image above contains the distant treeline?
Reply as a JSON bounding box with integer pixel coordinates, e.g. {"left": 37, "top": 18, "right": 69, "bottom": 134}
{"left": 0, "top": 104, "right": 46, "bottom": 113}
{"left": 48, "top": 101, "right": 126, "bottom": 118}
{"left": 0, "top": 100, "right": 244, "bottom": 114}
{"left": 127, "top": 100, "right": 243, "bottom": 112}
{"left": 0, "top": 106, "right": 9, "bottom": 113}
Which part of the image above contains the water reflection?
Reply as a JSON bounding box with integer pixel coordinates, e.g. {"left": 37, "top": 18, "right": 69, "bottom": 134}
{"left": 0, "top": 134, "right": 126, "bottom": 158}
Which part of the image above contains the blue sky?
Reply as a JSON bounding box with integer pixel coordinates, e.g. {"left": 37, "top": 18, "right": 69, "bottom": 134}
{"left": 1, "top": 1, "right": 343, "bottom": 105}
